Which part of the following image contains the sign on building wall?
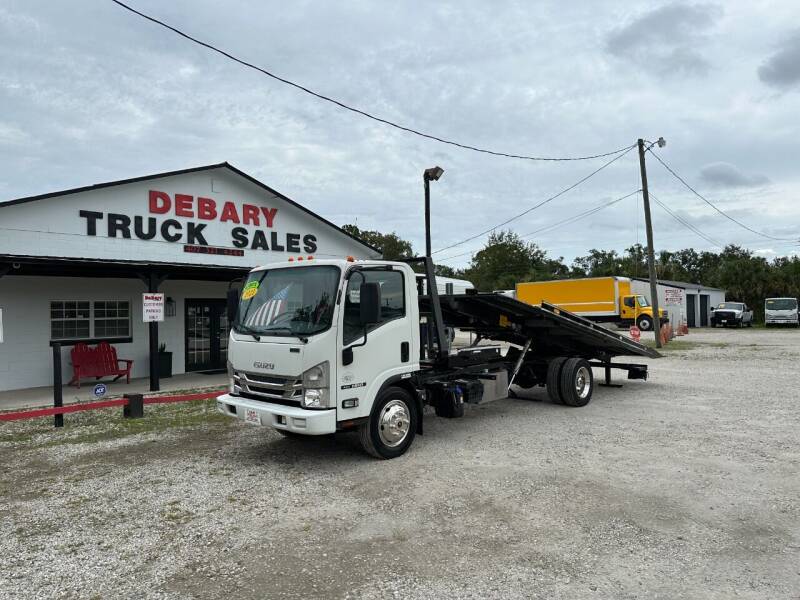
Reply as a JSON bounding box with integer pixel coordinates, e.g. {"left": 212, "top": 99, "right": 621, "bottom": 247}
{"left": 0, "top": 166, "right": 381, "bottom": 269}
{"left": 142, "top": 293, "right": 165, "bottom": 322}
{"left": 664, "top": 288, "right": 684, "bottom": 305}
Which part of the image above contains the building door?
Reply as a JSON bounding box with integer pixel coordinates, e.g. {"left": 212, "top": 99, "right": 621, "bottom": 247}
{"left": 699, "top": 295, "right": 709, "bottom": 326}
{"left": 185, "top": 300, "right": 229, "bottom": 372}
{"left": 686, "top": 293, "right": 697, "bottom": 327}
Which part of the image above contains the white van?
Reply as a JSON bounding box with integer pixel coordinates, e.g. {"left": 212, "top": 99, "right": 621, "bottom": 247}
{"left": 765, "top": 297, "right": 799, "bottom": 327}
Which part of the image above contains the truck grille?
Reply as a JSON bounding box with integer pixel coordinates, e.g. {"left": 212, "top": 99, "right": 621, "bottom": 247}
{"left": 715, "top": 311, "right": 736, "bottom": 320}
{"left": 234, "top": 371, "right": 303, "bottom": 406}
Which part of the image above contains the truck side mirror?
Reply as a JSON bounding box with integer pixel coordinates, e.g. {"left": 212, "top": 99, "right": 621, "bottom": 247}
{"left": 359, "top": 282, "right": 381, "bottom": 325}
{"left": 226, "top": 288, "right": 239, "bottom": 324}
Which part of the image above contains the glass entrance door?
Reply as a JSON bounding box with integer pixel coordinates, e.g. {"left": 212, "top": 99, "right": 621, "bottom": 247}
{"left": 185, "top": 300, "right": 228, "bottom": 372}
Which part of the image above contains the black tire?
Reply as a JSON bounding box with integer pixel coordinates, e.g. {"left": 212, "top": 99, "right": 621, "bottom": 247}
{"left": 636, "top": 315, "right": 653, "bottom": 331}
{"left": 359, "top": 387, "right": 418, "bottom": 459}
{"left": 546, "top": 357, "right": 568, "bottom": 404}
{"left": 559, "top": 358, "right": 594, "bottom": 407}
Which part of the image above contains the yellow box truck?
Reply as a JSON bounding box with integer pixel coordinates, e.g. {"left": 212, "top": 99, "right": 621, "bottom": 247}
{"left": 515, "top": 276, "right": 666, "bottom": 331}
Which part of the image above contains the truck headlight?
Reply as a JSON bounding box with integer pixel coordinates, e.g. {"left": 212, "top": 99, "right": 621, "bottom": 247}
{"left": 302, "top": 361, "right": 330, "bottom": 409}
{"left": 227, "top": 360, "right": 240, "bottom": 396}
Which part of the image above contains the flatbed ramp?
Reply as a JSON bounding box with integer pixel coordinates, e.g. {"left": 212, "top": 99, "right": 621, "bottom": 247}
{"left": 422, "top": 293, "right": 659, "bottom": 360}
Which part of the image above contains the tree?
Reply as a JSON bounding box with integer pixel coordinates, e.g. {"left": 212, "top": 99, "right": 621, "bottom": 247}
{"left": 463, "top": 230, "right": 567, "bottom": 291}
{"left": 341, "top": 224, "right": 414, "bottom": 260}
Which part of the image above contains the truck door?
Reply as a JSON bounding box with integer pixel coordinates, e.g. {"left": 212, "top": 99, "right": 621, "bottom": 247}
{"left": 338, "top": 268, "right": 414, "bottom": 420}
{"left": 621, "top": 296, "right": 636, "bottom": 321}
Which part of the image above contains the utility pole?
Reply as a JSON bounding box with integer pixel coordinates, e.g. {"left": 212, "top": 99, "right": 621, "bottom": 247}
{"left": 637, "top": 138, "right": 662, "bottom": 347}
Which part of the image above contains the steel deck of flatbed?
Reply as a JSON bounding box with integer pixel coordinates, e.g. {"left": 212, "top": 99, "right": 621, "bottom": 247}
{"left": 421, "top": 293, "right": 660, "bottom": 361}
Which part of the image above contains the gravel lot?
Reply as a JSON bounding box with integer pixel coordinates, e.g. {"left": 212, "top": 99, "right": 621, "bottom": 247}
{"left": 2, "top": 328, "right": 799, "bottom": 599}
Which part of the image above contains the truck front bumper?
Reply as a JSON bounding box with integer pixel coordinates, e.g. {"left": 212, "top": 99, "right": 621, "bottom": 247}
{"left": 216, "top": 393, "right": 336, "bottom": 435}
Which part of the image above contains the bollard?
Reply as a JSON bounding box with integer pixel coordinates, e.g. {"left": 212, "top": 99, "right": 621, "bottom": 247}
{"left": 124, "top": 394, "right": 144, "bottom": 419}
{"left": 53, "top": 343, "right": 63, "bottom": 428}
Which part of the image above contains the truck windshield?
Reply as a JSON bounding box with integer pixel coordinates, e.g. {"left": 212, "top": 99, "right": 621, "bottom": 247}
{"left": 766, "top": 298, "right": 797, "bottom": 310}
{"left": 235, "top": 265, "right": 340, "bottom": 337}
{"left": 636, "top": 296, "right": 650, "bottom": 307}
{"left": 718, "top": 302, "right": 743, "bottom": 310}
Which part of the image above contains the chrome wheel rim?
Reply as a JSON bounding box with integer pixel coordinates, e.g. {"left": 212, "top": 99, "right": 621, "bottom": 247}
{"left": 378, "top": 399, "right": 410, "bottom": 447}
{"left": 575, "top": 366, "right": 591, "bottom": 399}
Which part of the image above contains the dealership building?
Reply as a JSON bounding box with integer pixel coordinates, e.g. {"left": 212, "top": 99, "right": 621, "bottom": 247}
{"left": 0, "top": 163, "right": 379, "bottom": 393}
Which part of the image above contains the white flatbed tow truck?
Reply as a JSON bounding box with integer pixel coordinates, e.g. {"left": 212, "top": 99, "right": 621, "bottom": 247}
{"left": 216, "top": 254, "right": 657, "bottom": 459}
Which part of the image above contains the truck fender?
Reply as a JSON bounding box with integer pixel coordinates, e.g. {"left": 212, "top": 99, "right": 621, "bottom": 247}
{"left": 374, "top": 375, "right": 424, "bottom": 435}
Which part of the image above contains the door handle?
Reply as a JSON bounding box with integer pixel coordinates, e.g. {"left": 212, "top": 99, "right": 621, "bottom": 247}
{"left": 400, "top": 342, "right": 409, "bottom": 362}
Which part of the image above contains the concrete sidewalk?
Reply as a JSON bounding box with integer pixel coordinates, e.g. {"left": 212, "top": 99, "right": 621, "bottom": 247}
{"left": 0, "top": 371, "right": 228, "bottom": 412}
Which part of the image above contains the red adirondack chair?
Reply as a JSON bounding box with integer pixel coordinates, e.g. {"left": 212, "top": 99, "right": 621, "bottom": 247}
{"left": 69, "top": 342, "right": 133, "bottom": 388}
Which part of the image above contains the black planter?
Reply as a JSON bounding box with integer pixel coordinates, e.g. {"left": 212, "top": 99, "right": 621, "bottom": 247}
{"left": 157, "top": 351, "right": 173, "bottom": 378}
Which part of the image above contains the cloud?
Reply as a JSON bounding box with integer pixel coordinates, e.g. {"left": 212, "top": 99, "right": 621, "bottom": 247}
{"left": 606, "top": 3, "right": 721, "bottom": 76}
{"left": 699, "top": 162, "right": 770, "bottom": 188}
{"left": 758, "top": 30, "right": 800, "bottom": 89}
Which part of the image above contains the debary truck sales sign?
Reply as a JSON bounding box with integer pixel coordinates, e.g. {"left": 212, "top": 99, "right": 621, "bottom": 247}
{"left": 0, "top": 165, "right": 380, "bottom": 268}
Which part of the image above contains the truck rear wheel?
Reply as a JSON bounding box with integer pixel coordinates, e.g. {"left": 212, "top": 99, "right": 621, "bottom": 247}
{"left": 359, "top": 387, "right": 417, "bottom": 459}
{"left": 636, "top": 315, "right": 653, "bottom": 331}
{"left": 546, "top": 357, "right": 568, "bottom": 404}
{"left": 559, "top": 358, "right": 594, "bottom": 407}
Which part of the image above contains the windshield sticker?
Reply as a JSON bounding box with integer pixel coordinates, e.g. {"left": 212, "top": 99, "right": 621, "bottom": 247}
{"left": 242, "top": 281, "right": 260, "bottom": 300}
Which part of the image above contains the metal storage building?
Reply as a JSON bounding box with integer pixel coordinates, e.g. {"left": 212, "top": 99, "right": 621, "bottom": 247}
{"left": 631, "top": 278, "right": 725, "bottom": 328}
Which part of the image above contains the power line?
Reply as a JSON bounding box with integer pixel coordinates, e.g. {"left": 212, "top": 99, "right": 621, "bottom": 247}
{"left": 648, "top": 149, "right": 799, "bottom": 242}
{"left": 110, "top": 0, "right": 633, "bottom": 163}
{"left": 432, "top": 144, "right": 637, "bottom": 254}
{"left": 437, "top": 189, "right": 640, "bottom": 263}
{"left": 648, "top": 193, "right": 723, "bottom": 249}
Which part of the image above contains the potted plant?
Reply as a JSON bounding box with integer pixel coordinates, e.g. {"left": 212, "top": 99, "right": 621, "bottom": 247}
{"left": 157, "top": 342, "right": 173, "bottom": 378}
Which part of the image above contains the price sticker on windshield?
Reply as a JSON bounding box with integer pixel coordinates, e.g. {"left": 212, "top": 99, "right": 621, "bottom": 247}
{"left": 242, "top": 281, "right": 259, "bottom": 300}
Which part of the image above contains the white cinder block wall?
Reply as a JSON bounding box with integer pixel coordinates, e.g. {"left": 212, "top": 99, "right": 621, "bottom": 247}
{"left": 0, "top": 276, "right": 228, "bottom": 392}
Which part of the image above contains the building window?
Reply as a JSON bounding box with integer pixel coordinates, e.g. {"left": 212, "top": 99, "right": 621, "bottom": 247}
{"left": 50, "top": 301, "right": 91, "bottom": 340}
{"left": 94, "top": 301, "right": 131, "bottom": 337}
{"left": 50, "top": 300, "right": 131, "bottom": 341}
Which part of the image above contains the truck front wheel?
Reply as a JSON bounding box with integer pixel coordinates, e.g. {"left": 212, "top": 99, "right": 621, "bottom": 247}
{"left": 559, "top": 358, "right": 594, "bottom": 407}
{"left": 359, "top": 387, "right": 418, "bottom": 459}
{"left": 636, "top": 315, "right": 653, "bottom": 331}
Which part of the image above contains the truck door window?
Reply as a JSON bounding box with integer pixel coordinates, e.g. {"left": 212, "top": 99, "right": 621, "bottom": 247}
{"left": 344, "top": 270, "right": 405, "bottom": 345}
{"left": 623, "top": 297, "right": 635, "bottom": 308}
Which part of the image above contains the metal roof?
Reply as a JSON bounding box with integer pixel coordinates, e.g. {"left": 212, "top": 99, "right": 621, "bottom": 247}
{"left": 631, "top": 277, "right": 724, "bottom": 292}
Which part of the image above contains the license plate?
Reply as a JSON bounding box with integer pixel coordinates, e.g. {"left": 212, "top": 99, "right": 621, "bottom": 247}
{"left": 244, "top": 408, "right": 261, "bottom": 425}
{"left": 721, "top": 320, "right": 727, "bottom": 323}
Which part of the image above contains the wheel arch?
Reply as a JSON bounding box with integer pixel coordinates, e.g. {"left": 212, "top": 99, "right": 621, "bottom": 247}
{"left": 375, "top": 375, "right": 424, "bottom": 435}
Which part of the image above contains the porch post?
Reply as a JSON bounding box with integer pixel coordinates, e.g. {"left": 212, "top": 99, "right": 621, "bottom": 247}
{"left": 139, "top": 271, "right": 168, "bottom": 392}
{"left": 148, "top": 273, "right": 160, "bottom": 392}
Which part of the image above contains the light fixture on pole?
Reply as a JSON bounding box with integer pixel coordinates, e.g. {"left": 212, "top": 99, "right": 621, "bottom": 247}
{"left": 423, "top": 166, "right": 444, "bottom": 258}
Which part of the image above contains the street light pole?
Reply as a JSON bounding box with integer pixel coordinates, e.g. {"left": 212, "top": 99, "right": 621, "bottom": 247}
{"left": 638, "top": 138, "right": 663, "bottom": 348}
{"left": 423, "top": 166, "right": 444, "bottom": 258}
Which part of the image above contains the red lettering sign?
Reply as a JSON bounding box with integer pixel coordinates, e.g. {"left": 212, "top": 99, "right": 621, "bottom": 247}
{"left": 219, "top": 201, "right": 240, "bottom": 223}
{"left": 149, "top": 190, "right": 170, "bottom": 214}
{"left": 147, "top": 190, "right": 275, "bottom": 227}
{"left": 174, "top": 194, "right": 194, "bottom": 218}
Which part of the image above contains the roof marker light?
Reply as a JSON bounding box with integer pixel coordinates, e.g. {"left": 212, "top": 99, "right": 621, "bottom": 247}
{"left": 297, "top": 256, "right": 304, "bottom": 261}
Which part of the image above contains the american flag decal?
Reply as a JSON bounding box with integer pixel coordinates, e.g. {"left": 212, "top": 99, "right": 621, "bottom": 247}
{"left": 247, "top": 285, "right": 291, "bottom": 327}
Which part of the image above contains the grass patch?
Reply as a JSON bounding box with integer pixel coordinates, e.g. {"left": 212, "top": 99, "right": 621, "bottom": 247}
{"left": 0, "top": 399, "right": 232, "bottom": 448}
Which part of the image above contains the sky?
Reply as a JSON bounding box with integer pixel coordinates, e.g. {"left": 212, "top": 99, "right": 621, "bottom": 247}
{"left": 1, "top": 0, "right": 799, "bottom": 267}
